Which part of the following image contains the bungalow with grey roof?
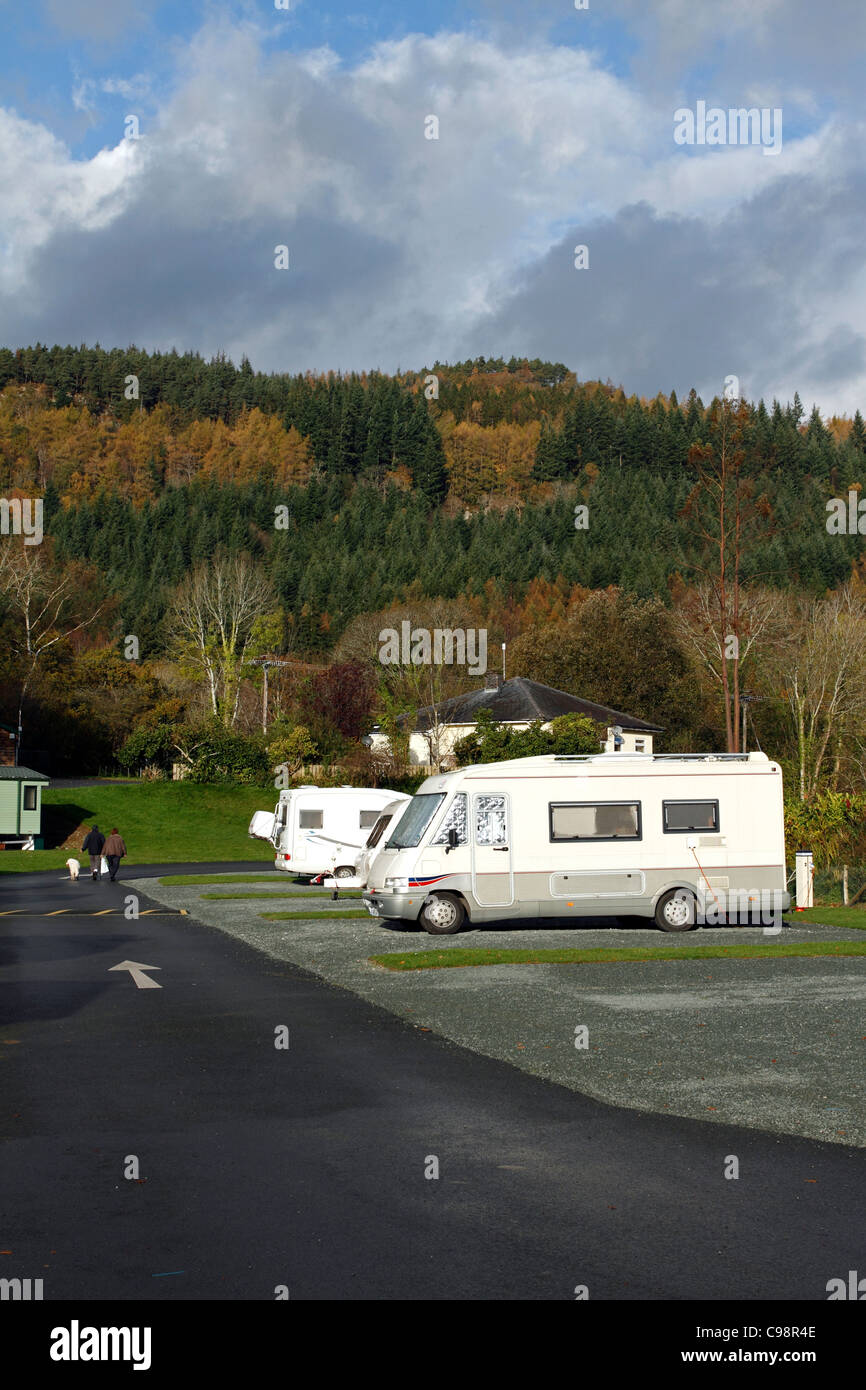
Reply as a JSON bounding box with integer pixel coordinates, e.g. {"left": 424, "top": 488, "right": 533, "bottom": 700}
{"left": 366, "top": 674, "right": 663, "bottom": 767}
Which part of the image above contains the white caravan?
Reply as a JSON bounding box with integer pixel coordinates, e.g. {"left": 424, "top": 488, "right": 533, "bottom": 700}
{"left": 353, "top": 799, "right": 411, "bottom": 887}
{"left": 362, "top": 752, "right": 791, "bottom": 934}
{"left": 249, "top": 786, "right": 408, "bottom": 878}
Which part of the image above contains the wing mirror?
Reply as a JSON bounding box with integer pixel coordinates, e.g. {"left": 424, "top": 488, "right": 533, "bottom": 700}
{"left": 445, "top": 828, "right": 459, "bottom": 854}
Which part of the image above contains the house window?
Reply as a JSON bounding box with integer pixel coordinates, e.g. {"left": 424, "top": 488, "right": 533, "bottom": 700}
{"left": 663, "top": 800, "right": 719, "bottom": 833}
{"left": 634, "top": 739, "right": 646, "bottom": 752}
{"left": 359, "top": 810, "right": 380, "bottom": 829}
{"left": 550, "top": 801, "right": 641, "bottom": 841}
{"left": 299, "top": 809, "right": 323, "bottom": 829}
{"left": 22, "top": 785, "right": 37, "bottom": 811}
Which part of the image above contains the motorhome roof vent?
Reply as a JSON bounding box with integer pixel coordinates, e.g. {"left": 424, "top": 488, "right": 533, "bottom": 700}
{"left": 652, "top": 753, "right": 754, "bottom": 762}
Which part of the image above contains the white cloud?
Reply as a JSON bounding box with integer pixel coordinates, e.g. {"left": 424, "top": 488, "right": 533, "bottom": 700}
{"left": 0, "top": 19, "right": 864, "bottom": 412}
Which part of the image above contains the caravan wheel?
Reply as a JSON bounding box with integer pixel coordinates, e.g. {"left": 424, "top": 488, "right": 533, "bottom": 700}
{"left": 420, "top": 893, "right": 465, "bottom": 935}
{"left": 334, "top": 866, "right": 356, "bottom": 879}
{"left": 654, "top": 889, "right": 697, "bottom": 932}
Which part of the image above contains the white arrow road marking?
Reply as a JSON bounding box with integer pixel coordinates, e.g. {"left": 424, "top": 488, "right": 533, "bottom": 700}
{"left": 108, "top": 960, "right": 162, "bottom": 990}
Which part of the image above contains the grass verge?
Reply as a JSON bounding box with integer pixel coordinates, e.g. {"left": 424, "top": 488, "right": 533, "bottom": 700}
{"left": 160, "top": 874, "right": 282, "bottom": 886}
{"left": 786, "top": 907, "right": 866, "bottom": 931}
{"left": 200, "top": 890, "right": 364, "bottom": 900}
{"left": 260, "top": 910, "right": 370, "bottom": 920}
{"left": 370, "top": 941, "right": 866, "bottom": 971}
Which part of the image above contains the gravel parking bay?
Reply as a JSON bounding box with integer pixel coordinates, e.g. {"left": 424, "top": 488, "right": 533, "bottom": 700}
{"left": 129, "top": 876, "right": 866, "bottom": 1147}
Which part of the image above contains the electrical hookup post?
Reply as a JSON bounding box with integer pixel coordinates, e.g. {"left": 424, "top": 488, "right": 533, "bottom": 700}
{"left": 795, "top": 850, "right": 814, "bottom": 911}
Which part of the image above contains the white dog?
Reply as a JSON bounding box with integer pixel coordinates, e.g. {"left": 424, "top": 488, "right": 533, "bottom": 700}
{"left": 66, "top": 857, "right": 80, "bottom": 882}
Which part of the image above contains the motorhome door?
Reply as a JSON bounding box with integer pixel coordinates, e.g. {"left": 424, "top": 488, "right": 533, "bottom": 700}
{"left": 272, "top": 798, "right": 289, "bottom": 849}
{"left": 470, "top": 793, "right": 514, "bottom": 906}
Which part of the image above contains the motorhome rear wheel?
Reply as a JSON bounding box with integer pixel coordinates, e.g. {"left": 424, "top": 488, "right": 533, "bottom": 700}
{"left": 419, "top": 892, "right": 466, "bottom": 935}
{"left": 654, "top": 888, "right": 697, "bottom": 932}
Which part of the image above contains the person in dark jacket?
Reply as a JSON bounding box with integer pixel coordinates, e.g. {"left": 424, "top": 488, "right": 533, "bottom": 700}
{"left": 81, "top": 825, "right": 105, "bottom": 880}
{"left": 103, "top": 828, "right": 128, "bottom": 882}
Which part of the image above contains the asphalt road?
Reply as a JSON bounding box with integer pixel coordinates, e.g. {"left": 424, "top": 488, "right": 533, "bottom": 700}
{"left": 1, "top": 865, "right": 864, "bottom": 1301}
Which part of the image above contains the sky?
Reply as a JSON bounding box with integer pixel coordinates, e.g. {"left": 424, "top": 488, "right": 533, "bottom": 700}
{"left": 1, "top": 0, "right": 864, "bottom": 413}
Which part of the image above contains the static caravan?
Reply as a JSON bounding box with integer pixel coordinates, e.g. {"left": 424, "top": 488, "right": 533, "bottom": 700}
{"left": 0, "top": 766, "right": 49, "bottom": 848}
{"left": 249, "top": 786, "right": 409, "bottom": 878}
{"left": 362, "top": 752, "right": 791, "bottom": 933}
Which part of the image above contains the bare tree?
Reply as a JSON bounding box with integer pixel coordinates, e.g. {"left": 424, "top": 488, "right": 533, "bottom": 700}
{"left": 681, "top": 398, "right": 773, "bottom": 750}
{"left": 337, "top": 599, "right": 484, "bottom": 771}
{"left": 672, "top": 581, "right": 787, "bottom": 741}
{"left": 166, "top": 554, "right": 276, "bottom": 727}
{"left": 0, "top": 541, "right": 102, "bottom": 753}
{"left": 772, "top": 585, "right": 866, "bottom": 801}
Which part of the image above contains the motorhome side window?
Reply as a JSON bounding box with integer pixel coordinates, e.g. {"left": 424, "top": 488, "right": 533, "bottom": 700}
{"left": 475, "top": 795, "right": 507, "bottom": 845}
{"left": 299, "top": 809, "right": 324, "bottom": 829}
{"left": 549, "top": 802, "right": 641, "bottom": 841}
{"left": 432, "top": 794, "right": 468, "bottom": 845}
{"left": 359, "top": 810, "right": 380, "bottom": 829}
{"left": 365, "top": 815, "right": 390, "bottom": 849}
{"left": 662, "top": 800, "right": 719, "bottom": 832}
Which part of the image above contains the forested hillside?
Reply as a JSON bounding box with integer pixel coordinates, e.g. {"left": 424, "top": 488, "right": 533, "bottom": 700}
{"left": 1, "top": 345, "right": 864, "bottom": 652}
{"left": 2, "top": 344, "right": 866, "bottom": 823}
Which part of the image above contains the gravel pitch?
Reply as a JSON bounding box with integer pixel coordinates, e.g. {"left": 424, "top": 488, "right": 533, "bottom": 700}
{"left": 129, "top": 876, "right": 866, "bottom": 1147}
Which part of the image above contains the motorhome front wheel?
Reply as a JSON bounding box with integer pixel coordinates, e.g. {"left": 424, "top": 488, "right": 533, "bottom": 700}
{"left": 420, "top": 893, "right": 466, "bottom": 935}
{"left": 654, "top": 888, "right": 698, "bottom": 932}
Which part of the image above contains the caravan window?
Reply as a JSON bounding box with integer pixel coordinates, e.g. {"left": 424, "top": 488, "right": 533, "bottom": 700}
{"left": 663, "top": 800, "right": 719, "bottom": 832}
{"left": 550, "top": 801, "right": 641, "bottom": 841}
{"left": 22, "top": 785, "right": 37, "bottom": 811}
{"left": 432, "top": 793, "right": 468, "bottom": 845}
{"left": 299, "top": 809, "right": 324, "bottom": 829}
{"left": 359, "top": 810, "right": 380, "bottom": 830}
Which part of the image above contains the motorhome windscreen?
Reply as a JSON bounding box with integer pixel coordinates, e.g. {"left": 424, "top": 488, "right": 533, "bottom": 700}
{"left": 385, "top": 794, "right": 445, "bottom": 849}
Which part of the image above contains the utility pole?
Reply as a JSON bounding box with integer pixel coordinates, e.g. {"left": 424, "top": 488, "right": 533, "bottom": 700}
{"left": 740, "top": 692, "right": 757, "bottom": 754}
{"left": 253, "top": 657, "right": 293, "bottom": 735}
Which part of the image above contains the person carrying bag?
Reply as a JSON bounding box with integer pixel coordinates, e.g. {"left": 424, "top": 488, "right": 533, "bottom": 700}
{"left": 81, "top": 825, "right": 106, "bottom": 881}
{"left": 103, "top": 828, "right": 128, "bottom": 883}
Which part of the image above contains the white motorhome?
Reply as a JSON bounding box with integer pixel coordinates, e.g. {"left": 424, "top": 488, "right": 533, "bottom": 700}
{"left": 249, "top": 786, "right": 408, "bottom": 878}
{"left": 353, "top": 798, "right": 411, "bottom": 887}
{"left": 362, "top": 752, "right": 791, "bottom": 933}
